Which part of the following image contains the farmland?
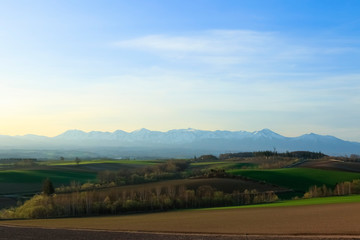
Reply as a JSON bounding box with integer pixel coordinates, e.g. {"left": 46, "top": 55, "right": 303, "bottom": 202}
{"left": 0, "top": 169, "right": 97, "bottom": 197}
{"left": 1, "top": 154, "right": 360, "bottom": 239}
{"left": 42, "top": 159, "right": 159, "bottom": 167}
{"left": 2, "top": 155, "right": 360, "bottom": 218}
{"left": 2, "top": 196, "right": 360, "bottom": 238}
{"left": 2, "top": 157, "right": 360, "bottom": 199}
{"left": 228, "top": 168, "right": 360, "bottom": 192}
{"left": 300, "top": 158, "right": 360, "bottom": 172}
{"left": 0, "top": 159, "right": 159, "bottom": 208}
{"left": 200, "top": 194, "right": 360, "bottom": 210}
{"left": 86, "top": 177, "right": 288, "bottom": 196}
{"left": 0, "top": 159, "right": 158, "bottom": 193}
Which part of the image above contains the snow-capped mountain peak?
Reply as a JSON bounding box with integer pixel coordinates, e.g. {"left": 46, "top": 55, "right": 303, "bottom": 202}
{"left": 252, "top": 129, "right": 285, "bottom": 139}
{"left": 0, "top": 128, "right": 359, "bottom": 156}
{"left": 55, "top": 129, "right": 87, "bottom": 138}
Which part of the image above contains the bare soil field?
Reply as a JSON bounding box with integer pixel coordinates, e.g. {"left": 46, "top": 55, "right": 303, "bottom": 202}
{"left": 2, "top": 202, "right": 360, "bottom": 239}
{"left": 300, "top": 159, "right": 360, "bottom": 173}
{"left": 0, "top": 183, "right": 41, "bottom": 195}
{"left": 98, "top": 177, "right": 288, "bottom": 194}
{"left": 1, "top": 225, "right": 360, "bottom": 240}
{"left": 0, "top": 197, "right": 17, "bottom": 210}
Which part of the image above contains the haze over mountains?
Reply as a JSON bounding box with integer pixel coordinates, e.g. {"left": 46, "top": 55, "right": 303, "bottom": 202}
{"left": 0, "top": 128, "right": 359, "bottom": 159}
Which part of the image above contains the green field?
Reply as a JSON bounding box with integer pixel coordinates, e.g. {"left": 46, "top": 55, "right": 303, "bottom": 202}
{"left": 228, "top": 168, "right": 360, "bottom": 192}
{"left": 0, "top": 169, "right": 97, "bottom": 184}
{"left": 199, "top": 194, "right": 360, "bottom": 210}
{"left": 190, "top": 161, "right": 226, "bottom": 166}
{"left": 0, "top": 159, "right": 168, "bottom": 195}
{"left": 0, "top": 169, "right": 98, "bottom": 194}
{"left": 42, "top": 159, "right": 159, "bottom": 166}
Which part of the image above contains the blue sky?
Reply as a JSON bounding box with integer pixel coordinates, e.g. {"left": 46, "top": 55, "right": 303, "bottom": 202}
{"left": 0, "top": 0, "right": 360, "bottom": 141}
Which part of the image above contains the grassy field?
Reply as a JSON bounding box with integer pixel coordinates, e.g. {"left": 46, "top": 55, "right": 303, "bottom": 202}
{"left": 190, "top": 161, "right": 257, "bottom": 169}
{"left": 0, "top": 169, "right": 97, "bottom": 194}
{"left": 0, "top": 159, "right": 162, "bottom": 195}
{"left": 0, "top": 169, "right": 96, "bottom": 183}
{"left": 190, "top": 161, "right": 226, "bottom": 166}
{"left": 199, "top": 194, "right": 360, "bottom": 210}
{"left": 42, "top": 159, "right": 159, "bottom": 166}
{"left": 2, "top": 197, "right": 360, "bottom": 236}
{"left": 228, "top": 168, "right": 360, "bottom": 192}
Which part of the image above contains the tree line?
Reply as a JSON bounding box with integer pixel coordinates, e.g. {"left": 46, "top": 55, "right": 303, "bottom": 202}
{"left": 303, "top": 179, "right": 360, "bottom": 198}
{"left": 0, "top": 184, "right": 278, "bottom": 219}
{"left": 219, "top": 151, "right": 326, "bottom": 160}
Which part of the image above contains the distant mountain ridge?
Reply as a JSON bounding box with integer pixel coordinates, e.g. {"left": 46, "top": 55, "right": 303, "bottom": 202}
{"left": 0, "top": 128, "right": 359, "bottom": 158}
{"left": 54, "top": 128, "right": 294, "bottom": 142}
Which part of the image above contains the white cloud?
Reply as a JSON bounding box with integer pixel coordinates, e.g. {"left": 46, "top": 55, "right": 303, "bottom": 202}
{"left": 1, "top": 29, "right": 359, "bottom": 140}
{"left": 113, "top": 29, "right": 354, "bottom": 72}
{"left": 115, "top": 30, "right": 274, "bottom": 53}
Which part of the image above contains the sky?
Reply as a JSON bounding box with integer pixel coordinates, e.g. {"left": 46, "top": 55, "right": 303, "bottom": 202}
{"left": 0, "top": 0, "right": 360, "bottom": 141}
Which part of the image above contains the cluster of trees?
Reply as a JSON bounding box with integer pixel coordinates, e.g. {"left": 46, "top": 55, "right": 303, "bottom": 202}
{"left": 334, "top": 154, "right": 360, "bottom": 162}
{"left": 285, "top": 151, "right": 326, "bottom": 159}
{"left": 201, "top": 169, "right": 229, "bottom": 178}
{"left": 303, "top": 179, "right": 360, "bottom": 198}
{"left": 196, "top": 155, "right": 219, "bottom": 161}
{"left": 56, "top": 181, "right": 102, "bottom": 193}
{"left": 219, "top": 151, "right": 326, "bottom": 160}
{"left": 55, "top": 160, "right": 191, "bottom": 193}
{"left": 219, "top": 152, "right": 254, "bottom": 160}
{"left": 1, "top": 184, "right": 278, "bottom": 219}
{"left": 97, "top": 160, "right": 190, "bottom": 186}
{"left": 253, "top": 150, "right": 327, "bottom": 159}
{"left": 217, "top": 151, "right": 327, "bottom": 169}
{"left": 349, "top": 154, "right": 360, "bottom": 161}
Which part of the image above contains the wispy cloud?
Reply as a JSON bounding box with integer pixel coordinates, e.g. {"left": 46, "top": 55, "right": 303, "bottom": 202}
{"left": 115, "top": 30, "right": 274, "bottom": 53}
{"left": 114, "top": 30, "right": 355, "bottom": 73}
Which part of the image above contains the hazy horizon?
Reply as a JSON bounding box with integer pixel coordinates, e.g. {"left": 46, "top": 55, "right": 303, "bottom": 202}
{"left": 1, "top": 127, "right": 359, "bottom": 143}
{"left": 1, "top": 1, "right": 360, "bottom": 141}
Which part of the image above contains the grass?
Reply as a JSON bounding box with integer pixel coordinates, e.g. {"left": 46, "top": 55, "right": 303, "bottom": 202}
{"left": 42, "top": 159, "right": 159, "bottom": 166}
{"left": 0, "top": 159, "right": 160, "bottom": 195}
{"left": 0, "top": 169, "right": 98, "bottom": 194}
{"left": 228, "top": 168, "right": 360, "bottom": 192}
{"left": 221, "top": 162, "right": 257, "bottom": 169}
{"left": 198, "top": 194, "right": 360, "bottom": 210}
{"left": 190, "top": 161, "right": 226, "bottom": 166}
{"left": 0, "top": 169, "right": 97, "bottom": 184}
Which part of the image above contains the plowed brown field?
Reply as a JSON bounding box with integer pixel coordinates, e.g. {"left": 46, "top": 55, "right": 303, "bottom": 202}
{"left": 2, "top": 202, "right": 360, "bottom": 239}
{"left": 300, "top": 159, "right": 360, "bottom": 173}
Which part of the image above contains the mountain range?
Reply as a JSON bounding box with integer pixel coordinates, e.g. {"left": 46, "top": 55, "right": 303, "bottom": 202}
{"left": 0, "top": 128, "right": 359, "bottom": 159}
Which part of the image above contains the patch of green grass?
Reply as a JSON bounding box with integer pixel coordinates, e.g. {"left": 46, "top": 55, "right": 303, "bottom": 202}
{"left": 42, "top": 159, "right": 159, "bottom": 166}
{"left": 0, "top": 163, "right": 12, "bottom": 169}
{"left": 228, "top": 168, "right": 360, "bottom": 192}
{"left": 191, "top": 162, "right": 257, "bottom": 170}
{"left": 190, "top": 161, "right": 226, "bottom": 166}
{"left": 0, "top": 169, "right": 97, "bottom": 184}
{"left": 198, "top": 194, "right": 360, "bottom": 210}
{"left": 222, "top": 162, "right": 257, "bottom": 169}
{"left": 0, "top": 169, "right": 98, "bottom": 194}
